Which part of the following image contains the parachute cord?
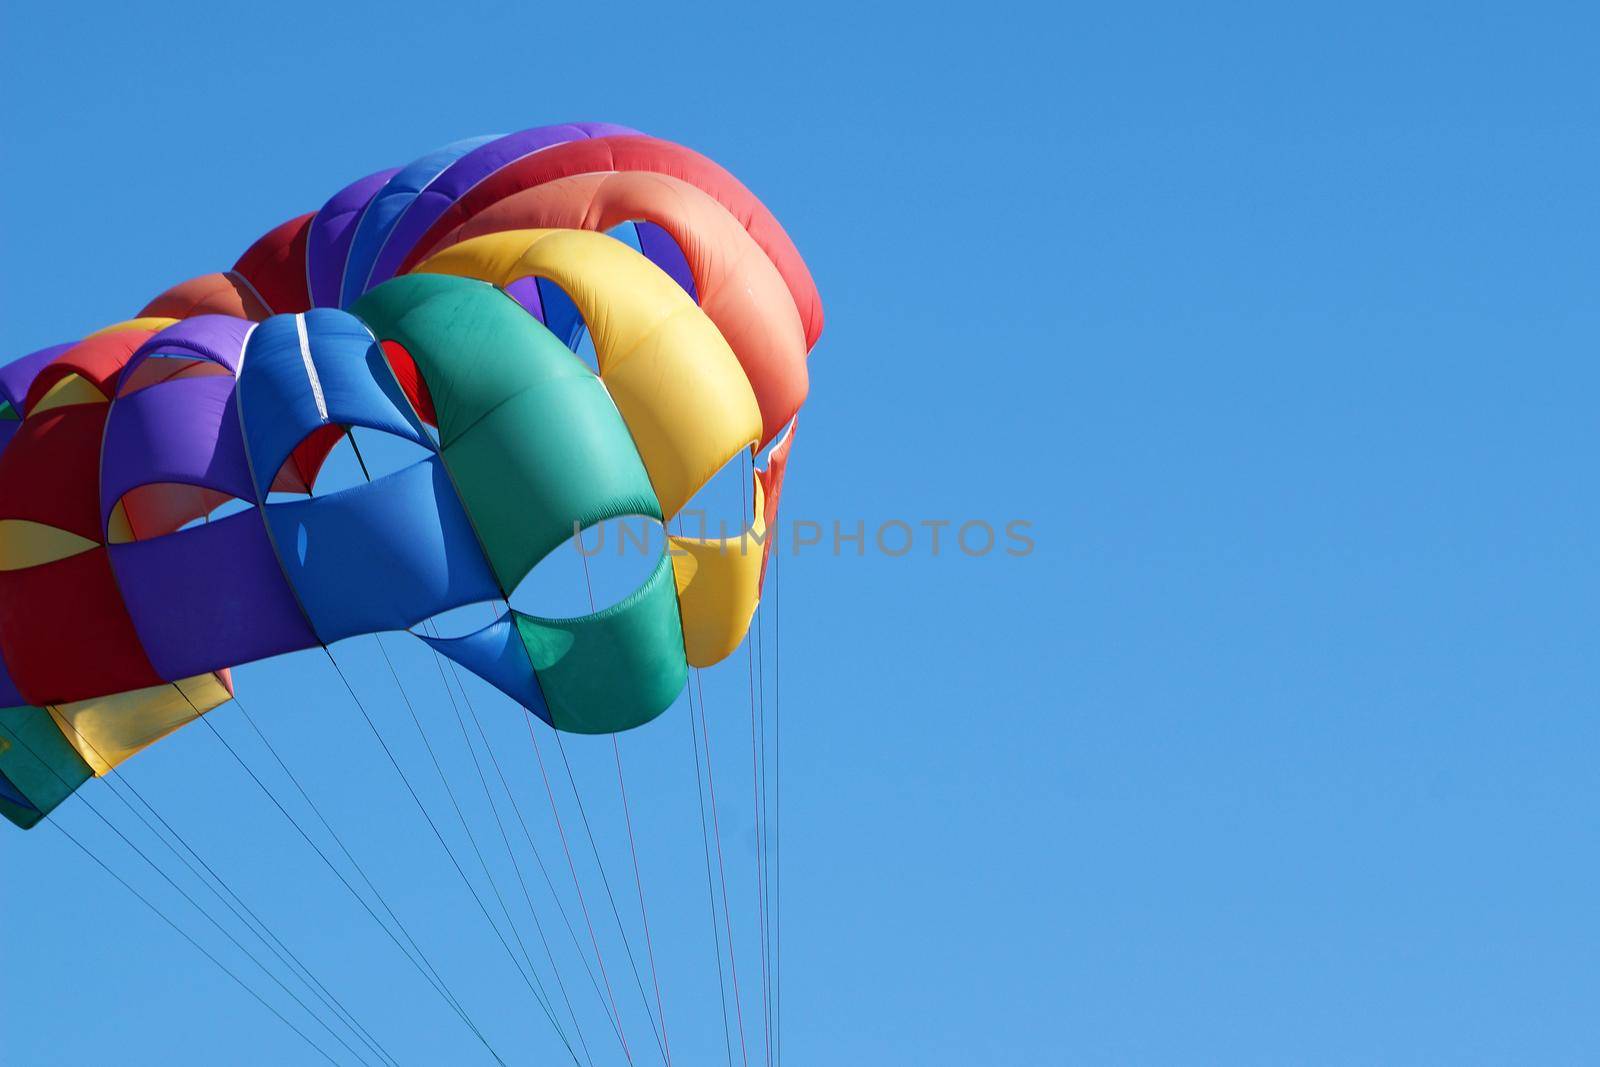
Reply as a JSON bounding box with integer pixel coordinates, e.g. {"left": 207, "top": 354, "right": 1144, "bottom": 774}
{"left": 324, "top": 644, "right": 579, "bottom": 1065}
{"left": 576, "top": 533, "right": 673, "bottom": 1065}
{"left": 524, "top": 712, "right": 637, "bottom": 1067}
{"left": 686, "top": 670, "right": 737, "bottom": 1067}
{"left": 16, "top": 715, "right": 375, "bottom": 1066}
{"left": 204, "top": 696, "right": 507, "bottom": 1064}
{"left": 430, "top": 631, "right": 634, "bottom": 1064}
{"left": 342, "top": 411, "right": 544, "bottom": 1058}
{"left": 417, "top": 622, "right": 597, "bottom": 1067}
{"left": 747, "top": 606, "right": 773, "bottom": 1067}
{"left": 612, "top": 736, "right": 672, "bottom": 1067}
{"left": 0, "top": 720, "right": 349, "bottom": 1067}
{"left": 742, "top": 452, "right": 774, "bottom": 1067}
{"left": 697, "top": 668, "right": 752, "bottom": 1067}
{"left": 368, "top": 632, "right": 570, "bottom": 1039}
{"left": 754, "top": 602, "right": 774, "bottom": 1067}
{"left": 60, "top": 709, "right": 399, "bottom": 1067}
{"left": 50, "top": 818, "right": 344, "bottom": 1067}
{"left": 354, "top": 637, "right": 579, "bottom": 1059}
{"left": 773, "top": 547, "right": 784, "bottom": 1067}
{"left": 546, "top": 740, "right": 670, "bottom": 1064}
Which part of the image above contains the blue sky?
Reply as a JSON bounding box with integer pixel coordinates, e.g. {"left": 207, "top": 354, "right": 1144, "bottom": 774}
{"left": 2, "top": 2, "right": 1598, "bottom": 1064}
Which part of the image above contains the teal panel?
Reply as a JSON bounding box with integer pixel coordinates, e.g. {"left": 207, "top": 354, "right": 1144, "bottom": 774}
{"left": 514, "top": 552, "right": 687, "bottom": 734}
{"left": 0, "top": 705, "right": 94, "bottom": 829}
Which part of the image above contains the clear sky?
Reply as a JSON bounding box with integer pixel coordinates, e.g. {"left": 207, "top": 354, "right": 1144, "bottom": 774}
{"left": 2, "top": 2, "right": 1598, "bottom": 1065}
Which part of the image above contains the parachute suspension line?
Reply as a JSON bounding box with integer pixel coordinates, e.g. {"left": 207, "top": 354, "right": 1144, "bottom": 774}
{"left": 31, "top": 712, "right": 376, "bottom": 1066}
{"left": 62, "top": 702, "right": 399, "bottom": 1067}
{"left": 204, "top": 696, "right": 507, "bottom": 1065}
{"left": 548, "top": 733, "right": 670, "bottom": 1062}
{"left": 370, "top": 634, "right": 566, "bottom": 1033}
{"left": 417, "top": 622, "right": 597, "bottom": 1067}
{"left": 98, "top": 777, "right": 400, "bottom": 1067}
{"left": 0, "top": 721, "right": 349, "bottom": 1067}
{"left": 754, "top": 601, "right": 774, "bottom": 1067}
{"left": 352, "top": 412, "right": 580, "bottom": 1062}
{"left": 686, "top": 668, "right": 737, "bottom": 1067}
{"left": 696, "top": 667, "right": 752, "bottom": 1067}
{"left": 524, "top": 708, "right": 638, "bottom": 1067}
{"left": 577, "top": 533, "right": 674, "bottom": 1066}
{"left": 346, "top": 429, "right": 373, "bottom": 482}
{"left": 50, "top": 819, "right": 344, "bottom": 1067}
{"left": 768, "top": 543, "right": 780, "bottom": 1067}
{"left": 430, "top": 626, "right": 634, "bottom": 1064}
{"left": 611, "top": 736, "right": 672, "bottom": 1066}
{"left": 344, "top": 638, "right": 580, "bottom": 1064}
{"left": 741, "top": 452, "right": 775, "bottom": 1067}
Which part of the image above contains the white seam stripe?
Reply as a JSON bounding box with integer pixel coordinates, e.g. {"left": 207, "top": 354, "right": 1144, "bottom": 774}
{"left": 295, "top": 314, "right": 328, "bottom": 421}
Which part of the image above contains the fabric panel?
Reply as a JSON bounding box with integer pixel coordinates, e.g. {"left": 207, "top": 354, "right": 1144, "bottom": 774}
{"left": 264, "top": 457, "right": 499, "bottom": 643}
{"left": 307, "top": 168, "right": 403, "bottom": 308}
{"left": 515, "top": 552, "right": 686, "bottom": 734}
{"left": 48, "top": 672, "right": 232, "bottom": 776}
{"left": 0, "top": 706, "right": 94, "bottom": 829}
{"left": 110, "top": 510, "right": 318, "bottom": 680}
{"left": 354, "top": 276, "right": 660, "bottom": 589}
{"left": 416, "top": 229, "right": 761, "bottom": 518}
{"left": 420, "top": 614, "right": 552, "bottom": 725}
{"left": 669, "top": 477, "right": 765, "bottom": 667}
{"left": 0, "top": 547, "right": 163, "bottom": 704}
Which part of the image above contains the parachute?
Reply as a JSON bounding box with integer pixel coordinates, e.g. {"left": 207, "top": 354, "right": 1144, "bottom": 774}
{"left": 0, "top": 122, "right": 818, "bottom": 831}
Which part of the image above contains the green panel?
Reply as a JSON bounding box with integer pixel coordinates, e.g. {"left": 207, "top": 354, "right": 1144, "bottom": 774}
{"left": 515, "top": 553, "right": 688, "bottom": 734}
{"left": 0, "top": 705, "right": 94, "bottom": 829}
{"left": 355, "top": 275, "right": 660, "bottom": 590}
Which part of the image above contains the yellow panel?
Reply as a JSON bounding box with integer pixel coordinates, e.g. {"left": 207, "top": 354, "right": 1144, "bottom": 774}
{"left": 48, "top": 672, "right": 232, "bottom": 775}
{"left": 416, "top": 229, "right": 762, "bottom": 518}
{"left": 86, "top": 316, "right": 179, "bottom": 339}
{"left": 28, "top": 373, "right": 107, "bottom": 415}
{"left": 669, "top": 478, "right": 766, "bottom": 667}
{"left": 0, "top": 520, "right": 98, "bottom": 571}
{"left": 106, "top": 500, "right": 135, "bottom": 544}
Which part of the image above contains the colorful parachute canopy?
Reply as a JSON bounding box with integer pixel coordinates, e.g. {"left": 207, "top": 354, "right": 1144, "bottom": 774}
{"left": 0, "top": 122, "right": 819, "bottom": 830}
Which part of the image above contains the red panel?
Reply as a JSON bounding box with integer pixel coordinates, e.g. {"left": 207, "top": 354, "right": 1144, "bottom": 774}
{"left": 380, "top": 340, "right": 437, "bottom": 426}
{"left": 278, "top": 423, "right": 345, "bottom": 494}
{"left": 140, "top": 271, "right": 271, "bottom": 321}
{"left": 0, "top": 547, "right": 162, "bottom": 704}
{"left": 755, "top": 420, "right": 794, "bottom": 591}
{"left": 0, "top": 404, "right": 110, "bottom": 538}
{"left": 233, "top": 213, "right": 314, "bottom": 315}
{"left": 400, "top": 135, "right": 824, "bottom": 349}
{"left": 23, "top": 330, "right": 152, "bottom": 414}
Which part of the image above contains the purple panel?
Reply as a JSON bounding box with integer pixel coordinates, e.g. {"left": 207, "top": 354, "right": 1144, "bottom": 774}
{"left": 363, "top": 122, "right": 639, "bottom": 288}
{"left": 0, "top": 655, "right": 25, "bottom": 707}
{"left": 0, "top": 343, "right": 72, "bottom": 410}
{"left": 307, "top": 167, "right": 401, "bottom": 308}
{"left": 635, "top": 221, "right": 698, "bottom": 300}
{"left": 108, "top": 510, "right": 317, "bottom": 681}
{"left": 101, "top": 374, "right": 253, "bottom": 523}
{"left": 117, "top": 315, "right": 252, "bottom": 391}
{"left": 504, "top": 276, "right": 546, "bottom": 324}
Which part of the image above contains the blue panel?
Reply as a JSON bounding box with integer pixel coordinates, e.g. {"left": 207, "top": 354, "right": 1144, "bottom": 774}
{"left": 636, "top": 221, "right": 699, "bottom": 302}
{"left": 339, "top": 136, "right": 499, "bottom": 308}
{"left": 0, "top": 766, "right": 35, "bottom": 811}
{"left": 265, "top": 456, "right": 499, "bottom": 643}
{"left": 0, "top": 656, "right": 24, "bottom": 707}
{"left": 536, "top": 279, "right": 586, "bottom": 351}
{"left": 420, "top": 614, "right": 552, "bottom": 725}
{"left": 237, "top": 310, "right": 431, "bottom": 496}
